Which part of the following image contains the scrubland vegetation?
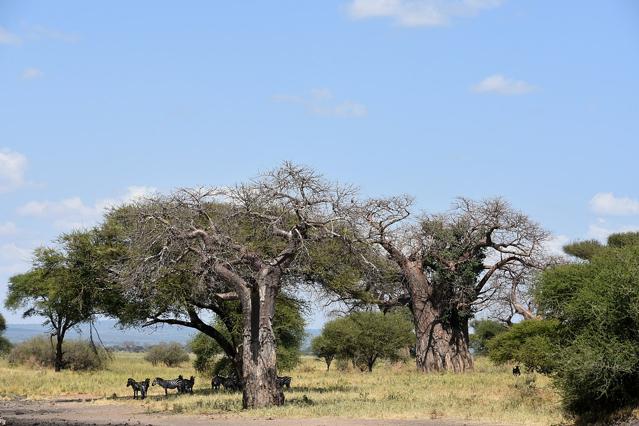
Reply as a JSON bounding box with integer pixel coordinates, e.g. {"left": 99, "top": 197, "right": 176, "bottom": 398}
{"left": 0, "top": 352, "right": 563, "bottom": 425}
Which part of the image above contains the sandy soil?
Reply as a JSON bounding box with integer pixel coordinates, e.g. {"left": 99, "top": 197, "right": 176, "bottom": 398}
{"left": 0, "top": 398, "right": 507, "bottom": 426}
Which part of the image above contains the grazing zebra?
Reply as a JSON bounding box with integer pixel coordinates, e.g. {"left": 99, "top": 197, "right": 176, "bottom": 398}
{"left": 513, "top": 365, "right": 521, "bottom": 376}
{"left": 152, "top": 376, "right": 184, "bottom": 396}
{"left": 179, "top": 375, "right": 195, "bottom": 394}
{"left": 126, "top": 378, "right": 150, "bottom": 400}
{"left": 277, "top": 376, "right": 292, "bottom": 389}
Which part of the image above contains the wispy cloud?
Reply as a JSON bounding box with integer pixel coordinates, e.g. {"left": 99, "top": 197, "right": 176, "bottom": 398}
{"left": 0, "top": 26, "right": 21, "bottom": 45}
{"left": 347, "top": 0, "right": 503, "bottom": 27}
{"left": 587, "top": 223, "right": 639, "bottom": 242}
{"left": 273, "top": 89, "right": 368, "bottom": 118}
{"left": 472, "top": 74, "right": 536, "bottom": 95}
{"left": 0, "top": 149, "right": 28, "bottom": 193}
{"left": 17, "top": 186, "right": 157, "bottom": 230}
{"left": 590, "top": 192, "right": 639, "bottom": 216}
{"left": 0, "top": 222, "right": 18, "bottom": 236}
{"left": 21, "top": 67, "right": 43, "bottom": 80}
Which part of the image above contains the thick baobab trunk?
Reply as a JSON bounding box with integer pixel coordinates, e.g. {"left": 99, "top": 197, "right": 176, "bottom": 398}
{"left": 241, "top": 269, "right": 284, "bottom": 409}
{"left": 412, "top": 302, "right": 473, "bottom": 373}
{"left": 404, "top": 262, "right": 473, "bottom": 373}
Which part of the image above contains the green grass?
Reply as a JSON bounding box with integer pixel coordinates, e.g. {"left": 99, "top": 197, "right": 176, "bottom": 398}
{"left": 0, "top": 353, "right": 565, "bottom": 425}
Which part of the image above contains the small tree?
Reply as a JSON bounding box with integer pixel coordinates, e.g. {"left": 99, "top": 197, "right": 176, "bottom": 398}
{"left": 0, "top": 313, "right": 11, "bottom": 355}
{"left": 469, "top": 319, "right": 508, "bottom": 356}
{"left": 144, "top": 342, "right": 189, "bottom": 367}
{"left": 318, "top": 311, "right": 414, "bottom": 372}
{"left": 486, "top": 319, "right": 559, "bottom": 373}
{"left": 311, "top": 334, "right": 336, "bottom": 371}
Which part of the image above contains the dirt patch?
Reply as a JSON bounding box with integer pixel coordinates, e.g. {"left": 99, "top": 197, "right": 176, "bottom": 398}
{"left": 0, "top": 398, "right": 508, "bottom": 426}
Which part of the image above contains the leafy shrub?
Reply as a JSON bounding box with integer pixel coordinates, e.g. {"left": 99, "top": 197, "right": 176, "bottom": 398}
{"left": 8, "top": 336, "right": 106, "bottom": 370}
{"left": 530, "top": 232, "right": 639, "bottom": 419}
{"left": 487, "top": 319, "right": 559, "bottom": 374}
{"left": 144, "top": 342, "right": 189, "bottom": 367}
{"left": 0, "top": 314, "right": 11, "bottom": 355}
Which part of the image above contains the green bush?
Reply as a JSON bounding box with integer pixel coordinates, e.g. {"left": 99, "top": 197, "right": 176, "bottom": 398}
{"left": 487, "top": 319, "right": 559, "bottom": 373}
{"left": 531, "top": 232, "right": 639, "bottom": 419}
{"left": 0, "top": 314, "right": 11, "bottom": 355}
{"left": 144, "top": 342, "right": 189, "bottom": 367}
{"left": 8, "top": 336, "right": 106, "bottom": 370}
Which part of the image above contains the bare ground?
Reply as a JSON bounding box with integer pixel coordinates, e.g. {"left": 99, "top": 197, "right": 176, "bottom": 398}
{"left": 0, "top": 398, "right": 510, "bottom": 426}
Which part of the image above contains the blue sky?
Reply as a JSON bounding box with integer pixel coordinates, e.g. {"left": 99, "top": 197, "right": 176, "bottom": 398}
{"left": 1, "top": 1, "right": 638, "bottom": 327}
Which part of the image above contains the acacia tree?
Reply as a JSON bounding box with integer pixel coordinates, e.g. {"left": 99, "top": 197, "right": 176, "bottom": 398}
{"left": 118, "top": 163, "right": 352, "bottom": 408}
{"left": 6, "top": 239, "right": 100, "bottom": 371}
{"left": 342, "top": 197, "right": 549, "bottom": 373}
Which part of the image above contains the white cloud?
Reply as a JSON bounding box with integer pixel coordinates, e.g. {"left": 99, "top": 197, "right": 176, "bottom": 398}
{"left": 21, "top": 67, "right": 43, "bottom": 80}
{"left": 0, "top": 149, "right": 28, "bottom": 192}
{"left": 587, "top": 223, "right": 639, "bottom": 242}
{"left": 347, "top": 0, "right": 503, "bottom": 27}
{"left": 0, "top": 222, "right": 18, "bottom": 236}
{"left": 590, "top": 192, "right": 639, "bottom": 216}
{"left": 472, "top": 74, "right": 535, "bottom": 95}
{"left": 544, "top": 234, "right": 570, "bottom": 258}
{"left": 17, "top": 186, "right": 157, "bottom": 230}
{"left": 273, "top": 89, "right": 368, "bottom": 118}
{"left": 0, "top": 26, "right": 21, "bottom": 45}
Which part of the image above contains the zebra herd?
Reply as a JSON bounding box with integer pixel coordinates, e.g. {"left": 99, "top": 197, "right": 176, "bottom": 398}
{"left": 126, "top": 375, "right": 292, "bottom": 399}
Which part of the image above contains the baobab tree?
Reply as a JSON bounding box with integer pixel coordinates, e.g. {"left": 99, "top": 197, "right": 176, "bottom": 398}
{"left": 342, "top": 196, "right": 549, "bottom": 373}
{"left": 117, "top": 163, "right": 353, "bottom": 408}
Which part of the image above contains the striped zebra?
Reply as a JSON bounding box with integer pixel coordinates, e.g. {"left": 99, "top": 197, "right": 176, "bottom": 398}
{"left": 152, "top": 376, "right": 183, "bottom": 396}
{"left": 126, "top": 378, "right": 150, "bottom": 399}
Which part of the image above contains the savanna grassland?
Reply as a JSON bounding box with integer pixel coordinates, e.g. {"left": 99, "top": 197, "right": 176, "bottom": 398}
{"left": 0, "top": 353, "right": 565, "bottom": 425}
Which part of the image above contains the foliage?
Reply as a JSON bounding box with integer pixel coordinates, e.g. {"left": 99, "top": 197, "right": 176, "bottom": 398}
{"left": 144, "top": 342, "right": 190, "bottom": 367}
{"left": 5, "top": 230, "right": 121, "bottom": 370}
{"left": 0, "top": 314, "right": 11, "bottom": 355}
{"left": 190, "top": 295, "right": 306, "bottom": 374}
{"left": 469, "top": 319, "right": 508, "bottom": 356}
{"left": 8, "top": 336, "right": 106, "bottom": 371}
{"left": 533, "top": 232, "right": 639, "bottom": 418}
{"left": 486, "top": 319, "right": 559, "bottom": 373}
{"left": 316, "top": 310, "right": 414, "bottom": 372}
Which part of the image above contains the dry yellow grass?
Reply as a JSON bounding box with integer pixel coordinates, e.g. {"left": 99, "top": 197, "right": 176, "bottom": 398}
{"left": 0, "top": 353, "right": 565, "bottom": 425}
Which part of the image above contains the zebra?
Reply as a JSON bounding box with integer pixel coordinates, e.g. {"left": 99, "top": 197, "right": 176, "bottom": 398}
{"left": 277, "top": 376, "right": 292, "bottom": 389}
{"left": 126, "top": 378, "right": 150, "bottom": 400}
{"left": 211, "top": 375, "right": 225, "bottom": 391}
{"left": 222, "top": 376, "right": 241, "bottom": 391}
{"left": 179, "top": 375, "right": 195, "bottom": 394}
{"left": 152, "top": 376, "right": 184, "bottom": 396}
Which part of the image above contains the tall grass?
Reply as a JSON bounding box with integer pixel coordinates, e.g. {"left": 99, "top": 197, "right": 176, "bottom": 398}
{"left": 0, "top": 353, "right": 564, "bottom": 425}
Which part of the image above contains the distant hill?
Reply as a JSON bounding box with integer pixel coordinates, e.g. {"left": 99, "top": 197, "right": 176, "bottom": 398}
{"left": 5, "top": 321, "right": 322, "bottom": 351}
{"left": 4, "top": 320, "right": 195, "bottom": 347}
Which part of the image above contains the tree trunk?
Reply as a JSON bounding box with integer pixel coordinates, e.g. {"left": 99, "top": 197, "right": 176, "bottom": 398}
{"left": 325, "top": 356, "right": 333, "bottom": 372}
{"left": 404, "top": 262, "right": 473, "bottom": 373}
{"left": 54, "top": 334, "right": 64, "bottom": 372}
{"left": 240, "top": 268, "right": 284, "bottom": 409}
{"left": 412, "top": 298, "right": 473, "bottom": 373}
